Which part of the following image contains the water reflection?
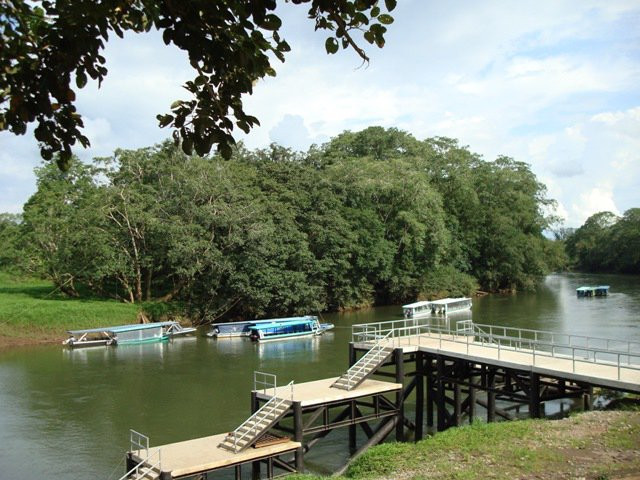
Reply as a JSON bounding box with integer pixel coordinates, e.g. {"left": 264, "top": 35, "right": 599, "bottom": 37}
{"left": 257, "top": 335, "right": 321, "bottom": 361}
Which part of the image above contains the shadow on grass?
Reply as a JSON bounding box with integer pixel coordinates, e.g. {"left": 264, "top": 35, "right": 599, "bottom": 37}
{"left": 0, "top": 284, "right": 112, "bottom": 302}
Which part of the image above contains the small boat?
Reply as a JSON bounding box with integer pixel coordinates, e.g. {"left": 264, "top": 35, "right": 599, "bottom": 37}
{"left": 576, "top": 286, "right": 609, "bottom": 298}
{"left": 402, "top": 297, "right": 472, "bottom": 318}
{"left": 207, "top": 319, "right": 280, "bottom": 338}
{"left": 248, "top": 316, "right": 334, "bottom": 342}
{"left": 63, "top": 321, "right": 196, "bottom": 348}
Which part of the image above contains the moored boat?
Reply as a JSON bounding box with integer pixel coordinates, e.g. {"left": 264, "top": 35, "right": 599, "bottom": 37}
{"left": 63, "top": 321, "right": 196, "bottom": 348}
{"left": 576, "top": 285, "right": 609, "bottom": 298}
{"left": 248, "top": 316, "right": 333, "bottom": 342}
{"left": 402, "top": 297, "right": 472, "bottom": 318}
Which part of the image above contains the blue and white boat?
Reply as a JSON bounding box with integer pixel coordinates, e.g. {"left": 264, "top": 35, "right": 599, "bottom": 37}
{"left": 209, "top": 315, "right": 334, "bottom": 339}
{"left": 63, "top": 321, "right": 196, "bottom": 348}
{"left": 248, "top": 316, "right": 334, "bottom": 342}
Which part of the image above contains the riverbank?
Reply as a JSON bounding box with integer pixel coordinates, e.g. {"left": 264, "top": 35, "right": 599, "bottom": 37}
{"left": 291, "top": 410, "right": 640, "bottom": 480}
{"left": 0, "top": 271, "right": 140, "bottom": 347}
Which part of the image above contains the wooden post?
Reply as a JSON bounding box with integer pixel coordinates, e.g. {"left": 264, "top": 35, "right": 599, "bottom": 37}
{"left": 469, "top": 376, "right": 476, "bottom": 424}
{"left": 235, "top": 465, "right": 242, "bottom": 480}
{"left": 267, "top": 457, "right": 274, "bottom": 479}
{"left": 349, "top": 400, "right": 357, "bottom": 452}
{"left": 453, "top": 381, "right": 461, "bottom": 427}
{"left": 487, "top": 368, "right": 496, "bottom": 423}
{"left": 529, "top": 373, "right": 541, "bottom": 419}
{"left": 395, "top": 348, "right": 405, "bottom": 441}
{"left": 415, "top": 351, "right": 424, "bottom": 441}
{"left": 426, "top": 357, "right": 434, "bottom": 429}
{"left": 349, "top": 343, "right": 356, "bottom": 367}
{"left": 436, "top": 355, "right": 446, "bottom": 431}
{"left": 293, "top": 401, "right": 304, "bottom": 472}
{"left": 583, "top": 386, "right": 593, "bottom": 411}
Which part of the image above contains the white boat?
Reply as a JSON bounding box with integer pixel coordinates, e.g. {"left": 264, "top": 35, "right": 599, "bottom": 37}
{"left": 248, "top": 316, "right": 334, "bottom": 342}
{"left": 63, "top": 321, "right": 196, "bottom": 348}
{"left": 402, "top": 297, "right": 472, "bottom": 318}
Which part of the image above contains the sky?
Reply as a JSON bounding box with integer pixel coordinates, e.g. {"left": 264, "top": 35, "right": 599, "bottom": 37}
{"left": 1, "top": 0, "right": 639, "bottom": 227}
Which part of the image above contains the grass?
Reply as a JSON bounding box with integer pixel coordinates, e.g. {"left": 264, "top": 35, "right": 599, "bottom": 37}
{"left": 288, "top": 411, "right": 640, "bottom": 480}
{"left": 0, "top": 270, "right": 140, "bottom": 345}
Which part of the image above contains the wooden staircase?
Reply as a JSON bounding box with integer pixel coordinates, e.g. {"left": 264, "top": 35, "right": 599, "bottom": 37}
{"left": 218, "top": 381, "right": 293, "bottom": 453}
{"left": 331, "top": 332, "right": 394, "bottom": 390}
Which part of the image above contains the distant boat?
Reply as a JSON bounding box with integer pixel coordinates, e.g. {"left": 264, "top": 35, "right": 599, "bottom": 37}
{"left": 63, "top": 321, "right": 196, "bottom": 348}
{"left": 576, "top": 286, "right": 609, "bottom": 298}
{"left": 402, "top": 297, "right": 472, "bottom": 318}
{"left": 247, "top": 316, "right": 334, "bottom": 342}
{"left": 208, "top": 315, "right": 334, "bottom": 339}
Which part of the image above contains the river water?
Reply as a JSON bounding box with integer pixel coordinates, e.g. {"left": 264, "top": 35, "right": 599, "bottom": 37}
{"left": 1, "top": 273, "right": 639, "bottom": 479}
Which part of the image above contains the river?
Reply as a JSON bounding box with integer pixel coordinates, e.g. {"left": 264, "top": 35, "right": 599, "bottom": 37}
{"left": 0, "top": 273, "right": 638, "bottom": 479}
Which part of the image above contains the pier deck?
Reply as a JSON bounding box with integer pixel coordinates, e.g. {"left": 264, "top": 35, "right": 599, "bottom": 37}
{"left": 354, "top": 332, "right": 640, "bottom": 393}
{"left": 130, "top": 433, "right": 300, "bottom": 479}
{"left": 254, "top": 377, "right": 402, "bottom": 406}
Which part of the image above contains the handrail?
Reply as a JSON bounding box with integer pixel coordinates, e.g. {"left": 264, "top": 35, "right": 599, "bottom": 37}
{"left": 254, "top": 371, "right": 277, "bottom": 398}
{"left": 228, "top": 380, "right": 294, "bottom": 452}
{"left": 129, "top": 430, "right": 149, "bottom": 455}
{"left": 341, "top": 331, "right": 392, "bottom": 389}
{"left": 118, "top": 436, "right": 162, "bottom": 480}
{"left": 351, "top": 320, "right": 640, "bottom": 381}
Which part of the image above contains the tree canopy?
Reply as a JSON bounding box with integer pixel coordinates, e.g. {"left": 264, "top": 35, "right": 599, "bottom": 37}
{"left": 5, "top": 127, "right": 564, "bottom": 323}
{"left": 566, "top": 209, "right": 640, "bottom": 273}
{"left": 0, "top": 0, "right": 396, "bottom": 169}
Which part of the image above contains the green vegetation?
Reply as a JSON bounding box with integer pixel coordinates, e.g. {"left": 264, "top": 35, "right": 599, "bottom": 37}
{"left": 289, "top": 411, "right": 640, "bottom": 480}
{"left": 565, "top": 209, "right": 640, "bottom": 273}
{"left": 1, "top": 1, "right": 395, "bottom": 166}
{"left": 0, "top": 270, "right": 139, "bottom": 344}
{"left": 1, "top": 127, "right": 562, "bottom": 326}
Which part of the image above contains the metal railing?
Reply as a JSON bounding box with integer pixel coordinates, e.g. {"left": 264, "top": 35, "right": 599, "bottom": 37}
{"left": 227, "top": 379, "right": 294, "bottom": 452}
{"left": 118, "top": 430, "right": 161, "bottom": 480}
{"left": 339, "top": 331, "right": 392, "bottom": 389}
{"left": 351, "top": 319, "right": 640, "bottom": 381}
{"left": 254, "top": 371, "right": 278, "bottom": 397}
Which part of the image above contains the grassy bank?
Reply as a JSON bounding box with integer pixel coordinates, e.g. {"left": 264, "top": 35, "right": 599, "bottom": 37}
{"left": 291, "top": 410, "right": 640, "bottom": 480}
{"left": 0, "top": 270, "right": 140, "bottom": 347}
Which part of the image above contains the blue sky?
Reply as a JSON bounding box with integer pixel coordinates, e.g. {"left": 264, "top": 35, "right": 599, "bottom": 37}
{"left": 1, "top": 0, "right": 639, "bottom": 227}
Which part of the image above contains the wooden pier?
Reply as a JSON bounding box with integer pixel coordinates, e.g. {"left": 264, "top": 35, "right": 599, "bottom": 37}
{"left": 121, "top": 319, "right": 639, "bottom": 479}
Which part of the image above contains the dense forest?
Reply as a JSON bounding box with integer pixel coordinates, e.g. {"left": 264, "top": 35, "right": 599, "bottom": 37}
{"left": 1, "top": 127, "right": 565, "bottom": 323}
{"left": 564, "top": 209, "right": 640, "bottom": 273}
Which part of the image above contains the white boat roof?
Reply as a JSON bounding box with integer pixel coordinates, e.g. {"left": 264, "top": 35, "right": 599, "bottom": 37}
{"left": 429, "top": 297, "right": 472, "bottom": 305}
{"left": 402, "top": 300, "right": 432, "bottom": 309}
{"left": 68, "top": 321, "right": 177, "bottom": 335}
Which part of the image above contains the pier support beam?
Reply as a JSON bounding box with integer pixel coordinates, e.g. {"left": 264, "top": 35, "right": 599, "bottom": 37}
{"left": 394, "top": 348, "right": 405, "bottom": 441}
{"left": 415, "top": 351, "right": 424, "bottom": 441}
{"left": 293, "top": 401, "right": 304, "bottom": 473}
{"left": 529, "top": 373, "right": 541, "bottom": 419}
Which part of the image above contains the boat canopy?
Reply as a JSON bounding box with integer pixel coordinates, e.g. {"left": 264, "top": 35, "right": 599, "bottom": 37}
{"left": 249, "top": 318, "right": 318, "bottom": 332}
{"left": 67, "top": 321, "right": 177, "bottom": 335}
{"left": 402, "top": 300, "right": 432, "bottom": 309}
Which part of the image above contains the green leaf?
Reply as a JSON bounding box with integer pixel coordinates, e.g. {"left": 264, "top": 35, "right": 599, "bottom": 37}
{"left": 377, "top": 14, "right": 394, "bottom": 25}
{"left": 76, "top": 71, "right": 87, "bottom": 89}
{"left": 385, "top": 0, "right": 398, "bottom": 12}
{"left": 325, "top": 37, "right": 339, "bottom": 54}
{"left": 371, "top": 6, "right": 380, "bottom": 17}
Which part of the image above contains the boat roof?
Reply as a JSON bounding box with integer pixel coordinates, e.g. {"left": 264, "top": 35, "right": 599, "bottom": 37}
{"left": 576, "top": 285, "right": 610, "bottom": 291}
{"left": 214, "top": 315, "right": 317, "bottom": 328}
{"left": 402, "top": 300, "right": 432, "bottom": 309}
{"left": 429, "top": 297, "right": 472, "bottom": 305}
{"left": 249, "top": 318, "right": 318, "bottom": 331}
{"left": 403, "top": 298, "right": 471, "bottom": 309}
{"left": 68, "top": 321, "right": 177, "bottom": 335}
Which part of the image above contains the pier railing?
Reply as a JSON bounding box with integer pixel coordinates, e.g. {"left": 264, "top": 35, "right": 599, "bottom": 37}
{"left": 119, "top": 430, "right": 161, "bottom": 480}
{"left": 352, "top": 320, "right": 640, "bottom": 381}
{"left": 227, "top": 379, "right": 294, "bottom": 452}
